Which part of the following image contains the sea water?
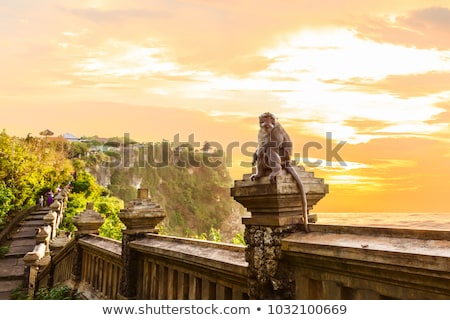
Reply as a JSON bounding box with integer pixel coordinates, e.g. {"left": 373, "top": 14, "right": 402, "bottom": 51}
{"left": 316, "top": 212, "right": 450, "bottom": 230}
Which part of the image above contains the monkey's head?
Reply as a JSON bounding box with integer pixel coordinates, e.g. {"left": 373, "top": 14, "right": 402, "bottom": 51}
{"left": 258, "top": 112, "right": 277, "bottom": 130}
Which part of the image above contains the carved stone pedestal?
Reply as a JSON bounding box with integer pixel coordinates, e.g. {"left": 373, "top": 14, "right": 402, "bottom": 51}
{"left": 72, "top": 202, "right": 105, "bottom": 235}
{"left": 71, "top": 202, "right": 104, "bottom": 283}
{"left": 231, "top": 166, "right": 328, "bottom": 299}
{"left": 118, "top": 188, "right": 166, "bottom": 299}
{"left": 232, "top": 166, "right": 328, "bottom": 227}
{"left": 118, "top": 188, "right": 165, "bottom": 235}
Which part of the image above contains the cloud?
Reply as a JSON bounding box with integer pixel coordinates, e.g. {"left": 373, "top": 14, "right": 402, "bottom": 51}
{"left": 355, "top": 7, "right": 450, "bottom": 50}
{"left": 4, "top": 0, "right": 450, "bottom": 214}
{"left": 325, "top": 72, "right": 450, "bottom": 98}
{"left": 427, "top": 100, "right": 450, "bottom": 123}
{"left": 64, "top": 1, "right": 444, "bottom": 77}
{"left": 411, "top": 6, "right": 450, "bottom": 29}
{"left": 343, "top": 118, "right": 391, "bottom": 134}
{"left": 69, "top": 8, "right": 172, "bottom": 22}
{"left": 59, "top": 2, "right": 302, "bottom": 76}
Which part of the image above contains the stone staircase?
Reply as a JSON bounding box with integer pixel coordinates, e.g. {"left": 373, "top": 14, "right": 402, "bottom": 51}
{"left": 0, "top": 207, "right": 48, "bottom": 299}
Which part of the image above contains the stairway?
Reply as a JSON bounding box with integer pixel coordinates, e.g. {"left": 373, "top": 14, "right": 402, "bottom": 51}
{"left": 0, "top": 207, "right": 48, "bottom": 299}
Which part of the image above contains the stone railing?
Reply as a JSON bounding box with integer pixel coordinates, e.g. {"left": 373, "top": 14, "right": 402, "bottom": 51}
{"left": 281, "top": 224, "right": 450, "bottom": 299}
{"left": 36, "top": 239, "right": 76, "bottom": 291}
{"left": 23, "top": 185, "right": 71, "bottom": 298}
{"left": 38, "top": 232, "right": 248, "bottom": 300}
{"left": 33, "top": 166, "right": 450, "bottom": 300}
{"left": 36, "top": 233, "right": 123, "bottom": 299}
{"left": 75, "top": 235, "right": 123, "bottom": 299}
{"left": 36, "top": 189, "right": 248, "bottom": 300}
{"left": 129, "top": 234, "right": 248, "bottom": 299}
{"left": 232, "top": 166, "right": 449, "bottom": 300}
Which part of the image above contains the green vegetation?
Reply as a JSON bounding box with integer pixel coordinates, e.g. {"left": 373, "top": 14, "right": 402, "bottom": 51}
{"left": 0, "top": 130, "right": 125, "bottom": 240}
{"left": 0, "top": 130, "right": 74, "bottom": 229}
{"left": 9, "top": 285, "right": 28, "bottom": 300}
{"left": 75, "top": 136, "right": 245, "bottom": 242}
{"left": 62, "top": 168, "right": 125, "bottom": 240}
{"left": 0, "top": 182, "right": 13, "bottom": 224}
{"left": 9, "top": 283, "right": 81, "bottom": 300}
{"left": 98, "top": 142, "right": 244, "bottom": 242}
{"left": 34, "top": 284, "right": 81, "bottom": 300}
{"left": 0, "top": 131, "right": 245, "bottom": 244}
{"left": 0, "top": 245, "right": 9, "bottom": 258}
{"left": 232, "top": 233, "right": 246, "bottom": 245}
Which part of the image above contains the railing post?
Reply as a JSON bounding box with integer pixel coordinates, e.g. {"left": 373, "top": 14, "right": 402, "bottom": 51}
{"left": 231, "top": 166, "right": 328, "bottom": 299}
{"left": 49, "top": 199, "right": 63, "bottom": 232}
{"left": 118, "top": 188, "right": 165, "bottom": 299}
{"left": 54, "top": 192, "right": 65, "bottom": 228}
{"left": 43, "top": 210, "right": 57, "bottom": 240}
{"left": 23, "top": 243, "right": 47, "bottom": 299}
{"left": 71, "top": 202, "right": 104, "bottom": 284}
{"left": 35, "top": 225, "right": 52, "bottom": 256}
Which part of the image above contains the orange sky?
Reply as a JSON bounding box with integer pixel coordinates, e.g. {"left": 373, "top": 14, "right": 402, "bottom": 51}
{"left": 1, "top": 0, "right": 450, "bottom": 213}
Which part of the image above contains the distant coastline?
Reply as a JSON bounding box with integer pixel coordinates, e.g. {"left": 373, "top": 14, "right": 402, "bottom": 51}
{"left": 317, "top": 212, "right": 450, "bottom": 230}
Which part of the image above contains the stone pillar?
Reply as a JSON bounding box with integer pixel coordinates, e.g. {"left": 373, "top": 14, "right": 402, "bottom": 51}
{"left": 43, "top": 210, "right": 58, "bottom": 239}
{"left": 49, "top": 231, "right": 71, "bottom": 254}
{"left": 23, "top": 243, "right": 47, "bottom": 299}
{"left": 71, "top": 202, "right": 104, "bottom": 283}
{"left": 35, "top": 225, "right": 52, "bottom": 256}
{"left": 231, "top": 166, "right": 328, "bottom": 299}
{"left": 54, "top": 192, "right": 65, "bottom": 228}
{"left": 49, "top": 200, "right": 63, "bottom": 231}
{"left": 118, "top": 188, "right": 165, "bottom": 299}
{"left": 60, "top": 187, "right": 69, "bottom": 212}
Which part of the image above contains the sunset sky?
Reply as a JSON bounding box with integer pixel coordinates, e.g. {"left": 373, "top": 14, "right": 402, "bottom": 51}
{"left": 1, "top": 0, "right": 450, "bottom": 213}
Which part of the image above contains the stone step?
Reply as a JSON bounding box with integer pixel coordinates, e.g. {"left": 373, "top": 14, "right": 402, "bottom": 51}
{"left": 5, "top": 238, "right": 37, "bottom": 258}
{"left": 10, "top": 226, "right": 39, "bottom": 240}
{"left": 20, "top": 219, "right": 45, "bottom": 227}
{"left": 31, "top": 208, "right": 49, "bottom": 213}
{"left": 0, "top": 257, "right": 25, "bottom": 280}
{"left": 0, "top": 279, "right": 24, "bottom": 299}
{"left": 0, "top": 203, "right": 61, "bottom": 300}
{"left": 25, "top": 214, "right": 46, "bottom": 221}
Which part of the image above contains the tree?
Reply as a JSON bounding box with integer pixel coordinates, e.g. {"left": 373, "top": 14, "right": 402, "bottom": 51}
{"left": 0, "top": 181, "right": 14, "bottom": 226}
{"left": 39, "top": 129, "right": 54, "bottom": 138}
{"left": 202, "top": 141, "right": 211, "bottom": 153}
{"left": 0, "top": 130, "right": 74, "bottom": 210}
{"left": 68, "top": 142, "right": 89, "bottom": 158}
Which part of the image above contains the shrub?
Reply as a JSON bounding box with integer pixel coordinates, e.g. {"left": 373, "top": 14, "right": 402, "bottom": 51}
{"left": 34, "top": 285, "right": 81, "bottom": 300}
{"left": 0, "top": 245, "right": 9, "bottom": 258}
{"left": 9, "top": 285, "right": 28, "bottom": 300}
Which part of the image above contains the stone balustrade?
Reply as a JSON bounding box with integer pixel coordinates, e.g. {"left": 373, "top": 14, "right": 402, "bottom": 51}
{"left": 282, "top": 224, "right": 450, "bottom": 299}
{"left": 32, "top": 175, "right": 450, "bottom": 300}
{"left": 22, "top": 184, "right": 71, "bottom": 298}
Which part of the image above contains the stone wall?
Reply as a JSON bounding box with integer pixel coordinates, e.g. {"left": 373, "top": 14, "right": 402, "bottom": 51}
{"left": 282, "top": 224, "right": 450, "bottom": 299}
{"left": 33, "top": 174, "right": 450, "bottom": 300}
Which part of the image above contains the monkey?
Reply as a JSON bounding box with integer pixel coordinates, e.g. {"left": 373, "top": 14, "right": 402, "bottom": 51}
{"left": 250, "top": 112, "right": 310, "bottom": 232}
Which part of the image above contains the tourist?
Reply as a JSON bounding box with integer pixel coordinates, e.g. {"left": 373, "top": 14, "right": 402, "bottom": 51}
{"left": 47, "top": 191, "right": 54, "bottom": 206}
{"left": 39, "top": 195, "right": 44, "bottom": 207}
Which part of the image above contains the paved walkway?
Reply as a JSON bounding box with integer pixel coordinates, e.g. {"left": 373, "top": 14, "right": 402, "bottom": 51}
{"left": 0, "top": 207, "right": 48, "bottom": 299}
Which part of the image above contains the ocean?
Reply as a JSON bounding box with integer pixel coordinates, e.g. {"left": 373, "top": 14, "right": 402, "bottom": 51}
{"left": 316, "top": 212, "right": 450, "bottom": 230}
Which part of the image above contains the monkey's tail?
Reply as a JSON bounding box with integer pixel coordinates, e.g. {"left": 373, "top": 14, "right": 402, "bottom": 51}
{"left": 285, "top": 165, "right": 310, "bottom": 233}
